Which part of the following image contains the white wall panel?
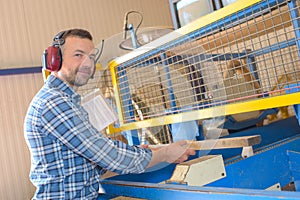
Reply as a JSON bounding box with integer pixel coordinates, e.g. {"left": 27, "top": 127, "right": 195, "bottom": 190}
{"left": 0, "top": 0, "right": 173, "bottom": 69}
{"left": 0, "top": 73, "right": 43, "bottom": 199}
{"left": 0, "top": 1, "right": 32, "bottom": 68}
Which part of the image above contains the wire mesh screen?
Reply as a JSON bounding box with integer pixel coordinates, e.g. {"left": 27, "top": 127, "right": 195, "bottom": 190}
{"left": 110, "top": 0, "right": 300, "bottom": 128}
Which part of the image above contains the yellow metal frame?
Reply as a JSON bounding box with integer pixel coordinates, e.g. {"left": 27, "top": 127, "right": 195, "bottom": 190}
{"left": 110, "top": 93, "right": 300, "bottom": 132}
{"left": 108, "top": 0, "right": 300, "bottom": 133}
{"left": 42, "top": 69, "right": 51, "bottom": 81}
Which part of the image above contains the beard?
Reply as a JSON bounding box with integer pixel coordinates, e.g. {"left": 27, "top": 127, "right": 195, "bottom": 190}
{"left": 64, "top": 66, "right": 93, "bottom": 87}
{"left": 74, "top": 75, "right": 90, "bottom": 87}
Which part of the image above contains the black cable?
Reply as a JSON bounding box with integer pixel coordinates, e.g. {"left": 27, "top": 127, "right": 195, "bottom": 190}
{"left": 95, "top": 39, "right": 104, "bottom": 63}
{"left": 122, "top": 10, "right": 143, "bottom": 48}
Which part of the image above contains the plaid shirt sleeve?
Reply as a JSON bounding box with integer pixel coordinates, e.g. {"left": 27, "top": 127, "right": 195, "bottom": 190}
{"left": 42, "top": 95, "right": 152, "bottom": 175}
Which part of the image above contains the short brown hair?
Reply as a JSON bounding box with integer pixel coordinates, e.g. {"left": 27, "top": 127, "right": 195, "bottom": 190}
{"left": 61, "top": 28, "right": 93, "bottom": 41}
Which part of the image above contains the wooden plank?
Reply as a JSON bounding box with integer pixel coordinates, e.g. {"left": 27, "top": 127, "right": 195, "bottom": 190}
{"left": 150, "top": 135, "right": 261, "bottom": 150}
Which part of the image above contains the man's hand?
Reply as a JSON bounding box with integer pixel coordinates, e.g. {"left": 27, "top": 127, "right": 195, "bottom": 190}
{"left": 146, "top": 140, "right": 196, "bottom": 168}
{"left": 164, "top": 140, "right": 196, "bottom": 163}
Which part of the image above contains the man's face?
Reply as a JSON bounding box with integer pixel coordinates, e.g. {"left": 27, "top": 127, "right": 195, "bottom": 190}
{"left": 58, "top": 36, "right": 96, "bottom": 88}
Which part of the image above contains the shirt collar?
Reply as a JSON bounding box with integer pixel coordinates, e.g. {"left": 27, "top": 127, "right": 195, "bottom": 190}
{"left": 46, "top": 74, "right": 81, "bottom": 103}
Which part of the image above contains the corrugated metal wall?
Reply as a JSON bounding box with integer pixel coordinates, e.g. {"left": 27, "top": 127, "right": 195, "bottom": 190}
{"left": 0, "top": 0, "right": 173, "bottom": 199}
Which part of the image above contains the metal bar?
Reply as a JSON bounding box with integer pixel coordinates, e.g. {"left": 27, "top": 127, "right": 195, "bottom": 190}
{"left": 160, "top": 52, "right": 177, "bottom": 110}
{"left": 118, "top": 66, "right": 135, "bottom": 123}
{"left": 109, "top": 61, "right": 124, "bottom": 124}
{"left": 246, "top": 53, "right": 260, "bottom": 82}
{"left": 0, "top": 66, "right": 42, "bottom": 76}
{"left": 252, "top": 39, "right": 297, "bottom": 57}
{"left": 288, "top": 0, "right": 300, "bottom": 59}
{"left": 109, "top": 92, "right": 300, "bottom": 132}
{"left": 110, "top": 64, "right": 140, "bottom": 145}
{"left": 100, "top": 179, "right": 300, "bottom": 200}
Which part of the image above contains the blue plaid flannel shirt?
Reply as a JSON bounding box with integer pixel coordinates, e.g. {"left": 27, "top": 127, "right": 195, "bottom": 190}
{"left": 24, "top": 75, "right": 152, "bottom": 199}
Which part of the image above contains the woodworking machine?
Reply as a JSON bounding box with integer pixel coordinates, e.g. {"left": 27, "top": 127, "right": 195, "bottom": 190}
{"left": 84, "top": 0, "right": 300, "bottom": 199}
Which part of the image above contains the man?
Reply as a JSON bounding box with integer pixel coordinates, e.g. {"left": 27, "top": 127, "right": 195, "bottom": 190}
{"left": 24, "top": 28, "right": 195, "bottom": 199}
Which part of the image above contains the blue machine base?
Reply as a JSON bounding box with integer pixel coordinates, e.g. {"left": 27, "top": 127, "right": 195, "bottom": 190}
{"left": 100, "top": 117, "right": 300, "bottom": 199}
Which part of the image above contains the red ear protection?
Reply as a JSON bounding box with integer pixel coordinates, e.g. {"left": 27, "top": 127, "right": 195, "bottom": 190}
{"left": 42, "top": 31, "right": 66, "bottom": 72}
{"left": 42, "top": 46, "right": 62, "bottom": 71}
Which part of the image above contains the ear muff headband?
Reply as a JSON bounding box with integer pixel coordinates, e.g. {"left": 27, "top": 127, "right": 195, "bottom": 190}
{"left": 42, "top": 31, "right": 66, "bottom": 72}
